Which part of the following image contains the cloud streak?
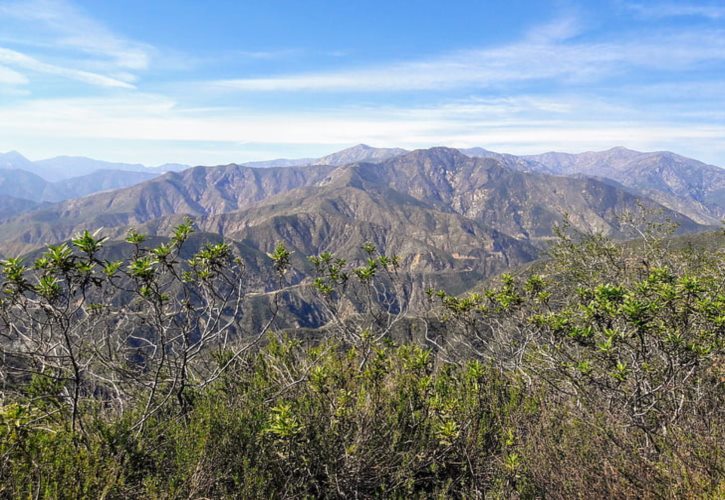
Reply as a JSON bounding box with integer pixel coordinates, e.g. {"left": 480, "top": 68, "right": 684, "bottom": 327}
{"left": 0, "top": 0, "right": 151, "bottom": 88}
{"left": 0, "top": 63, "right": 27, "bottom": 84}
{"left": 1, "top": 92, "right": 724, "bottom": 166}
{"left": 0, "top": 47, "right": 135, "bottom": 88}
{"left": 210, "top": 22, "right": 725, "bottom": 92}
{"left": 0, "top": 0, "right": 151, "bottom": 69}
{"left": 626, "top": 2, "right": 725, "bottom": 20}
{"left": 0, "top": 5, "right": 723, "bottom": 166}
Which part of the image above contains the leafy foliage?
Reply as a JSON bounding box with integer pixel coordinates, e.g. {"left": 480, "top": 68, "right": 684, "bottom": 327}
{"left": 0, "top": 220, "right": 722, "bottom": 498}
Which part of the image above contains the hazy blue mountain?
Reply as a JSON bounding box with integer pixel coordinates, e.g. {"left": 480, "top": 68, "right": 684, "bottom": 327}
{"left": 1, "top": 151, "right": 189, "bottom": 181}
{"left": 459, "top": 147, "right": 555, "bottom": 174}
{"left": 522, "top": 147, "right": 725, "bottom": 224}
{"left": 0, "top": 151, "right": 33, "bottom": 168}
{"left": 33, "top": 156, "right": 150, "bottom": 181}
{"left": 0, "top": 151, "right": 47, "bottom": 178}
{"left": 0, "top": 168, "right": 56, "bottom": 201}
{"left": 0, "top": 164, "right": 159, "bottom": 203}
{"left": 243, "top": 157, "right": 316, "bottom": 168}
{"left": 242, "top": 144, "right": 407, "bottom": 168}
{"left": 52, "top": 169, "right": 159, "bottom": 199}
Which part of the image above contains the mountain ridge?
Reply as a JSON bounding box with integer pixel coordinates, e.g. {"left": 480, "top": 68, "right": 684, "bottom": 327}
{"left": 0, "top": 151, "right": 190, "bottom": 182}
{"left": 0, "top": 147, "right": 707, "bottom": 260}
{"left": 520, "top": 147, "right": 725, "bottom": 224}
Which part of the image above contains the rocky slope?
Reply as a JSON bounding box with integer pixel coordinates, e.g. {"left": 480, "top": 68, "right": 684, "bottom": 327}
{"left": 0, "top": 194, "right": 40, "bottom": 220}
{"left": 350, "top": 148, "right": 701, "bottom": 240}
{"left": 0, "top": 162, "right": 337, "bottom": 255}
{"left": 521, "top": 147, "right": 725, "bottom": 224}
{"left": 0, "top": 148, "right": 705, "bottom": 267}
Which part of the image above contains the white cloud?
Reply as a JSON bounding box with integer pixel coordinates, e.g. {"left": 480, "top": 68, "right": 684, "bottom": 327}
{"left": 0, "top": 63, "right": 27, "bottom": 84}
{"left": 0, "top": 9, "right": 722, "bottom": 166}
{"left": 0, "top": 92, "right": 723, "bottom": 166}
{"left": 0, "top": 0, "right": 152, "bottom": 89}
{"left": 0, "top": 0, "right": 151, "bottom": 69}
{"left": 209, "top": 20, "right": 725, "bottom": 92}
{"left": 234, "top": 49, "right": 304, "bottom": 60}
{"left": 0, "top": 47, "right": 135, "bottom": 88}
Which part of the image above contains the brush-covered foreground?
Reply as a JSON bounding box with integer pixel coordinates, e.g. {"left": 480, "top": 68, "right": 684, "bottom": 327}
{"left": 0, "top": 218, "right": 723, "bottom": 498}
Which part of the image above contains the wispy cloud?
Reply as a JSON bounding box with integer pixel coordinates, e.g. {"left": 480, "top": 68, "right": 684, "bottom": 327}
{"left": 0, "top": 6, "right": 723, "bottom": 166}
{"left": 0, "top": 0, "right": 151, "bottom": 69}
{"left": 234, "top": 49, "right": 303, "bottom": 61}
{"left": 210, "top": 20, "right": 725, "bottom": 92}
{"left": 0, "top": 63, "right": 27, "bottom": 84}
{"left": 0, "top": 47, "right": 135, "bottom": 88}
{"left": 0, "top": 0, "right": 151, "bottom": 88}
{"left": 1, "top": 91, "right": 724, "bottom": 166}
{"left": 626, "top": 2, "right": 725, "bottom": 20}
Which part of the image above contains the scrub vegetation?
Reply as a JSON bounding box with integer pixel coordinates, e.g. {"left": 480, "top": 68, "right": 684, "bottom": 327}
{"left": 1, "top": 218, "right": 722, "bottom": 498}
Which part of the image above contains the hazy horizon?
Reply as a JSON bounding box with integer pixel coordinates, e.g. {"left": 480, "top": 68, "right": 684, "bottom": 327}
{"left": 3, "top": 143, "right": 724, "bottom": 170}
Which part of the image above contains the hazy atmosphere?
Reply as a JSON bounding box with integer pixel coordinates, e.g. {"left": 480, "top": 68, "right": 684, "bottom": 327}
{"left": 1, "top": 0, "right": 724, "bottom": 165}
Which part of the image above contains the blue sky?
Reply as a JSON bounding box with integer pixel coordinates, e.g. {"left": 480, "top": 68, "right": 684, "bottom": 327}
{"left": 0, "top": 0, "right": 724, "bottom": 166}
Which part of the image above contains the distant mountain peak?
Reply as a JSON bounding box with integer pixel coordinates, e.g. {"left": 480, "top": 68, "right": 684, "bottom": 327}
{"left": 459, "top": 146, "right": 495, "bottom": 155}
{"left": 599, "top": 146, "right": 642, "bottom": 157}
{"left": 0, "top": 150, "right": 31, "bottom": 162}
{"left": 406, "top": 146, "right": 470, "bottom": 161}
{"left": 331, "top": 143, "right": 398, "bottom": 154}
{"left": 316, "top": 144, "right": 408, "bottom": 166}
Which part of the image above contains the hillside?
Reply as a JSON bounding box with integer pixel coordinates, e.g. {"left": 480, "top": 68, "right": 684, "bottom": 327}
{"left": 0, "top": 148, "right": 708, "bottom": 295}
{"left": 0, "top": 194, "right": 40, "bottom": 220}
{"left": 245, "top": 145, "right": 724, "bottom": 225}
{"left": 2, "top": 203, "right": 721, "bottom": 499}
{"left": 522, "top": 147, "right": 725, "bottom": 224}
{"left": 350, "top": 148, "right": 702, "bottom": 239}
{"left": 0, "top": 162, "right": 337, "bottom": 255}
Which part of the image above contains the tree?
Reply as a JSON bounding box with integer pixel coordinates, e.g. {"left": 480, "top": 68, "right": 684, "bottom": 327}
{"left": 308, "top": 242, "right": 411, "bottom": 362}
{"left": 0, "top": 220, "right": 282, "bottom": 436}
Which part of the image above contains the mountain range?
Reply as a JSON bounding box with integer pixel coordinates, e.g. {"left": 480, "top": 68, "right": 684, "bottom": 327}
{"left": 0, "top": 145, "right": 411, "bottom": 218}
{"left": 0, "top": 151, "right": 189, "bottom": 181}
{"left": 0, "top": 144, "right": 720, "bottom": 299}
{"left": 0, "top": 145, "right": 717, "bottom": 304}
{"left": 4, "top": 144, "right": 722, "bottom": 222}
{"left": 524, "top": 148, "right": 723, "bottom": 225}
{"left": 243, "top": 144, "right": 725, "bottom": 225}
{"left": 0, "top": 151, "right": 181, "bottom": 217}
